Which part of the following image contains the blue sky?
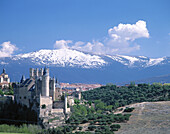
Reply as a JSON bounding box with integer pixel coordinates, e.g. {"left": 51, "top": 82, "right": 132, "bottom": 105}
{"left": 0, "top": 0, "right": 170, "bottom": 58}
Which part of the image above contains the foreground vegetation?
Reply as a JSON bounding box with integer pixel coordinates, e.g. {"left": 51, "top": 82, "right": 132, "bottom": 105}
{"left": 0, "top": 124, "right": 41, "bottom": 133}
{"left": 64, "top": 101, "right": 132, "bottom": 134}
{"left": 38, "top": 102, "right": 132, "bottom": 134}
{"left": 82, "top": 83, "right": 170, "bottom": 109}
{"left": 0, "top": 101, "right": 37, "bottom": 125}
{"left": 1, "top": 83, "right": 169, "bottom": 133}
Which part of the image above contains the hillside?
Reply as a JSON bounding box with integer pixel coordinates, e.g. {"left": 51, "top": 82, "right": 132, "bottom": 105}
{"left": 116, "top": 101, "right": 170, "bottom": 134}
{"left": 82, "top": 83, "right": 170, "bottom": 108}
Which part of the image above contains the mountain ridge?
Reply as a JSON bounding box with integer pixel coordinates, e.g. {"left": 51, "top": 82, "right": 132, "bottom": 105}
{"left": 0, "top": 48, "right": 170, "bottom": 84}
{"left": 5, "top": 48, "right": 168, "bottom": 68}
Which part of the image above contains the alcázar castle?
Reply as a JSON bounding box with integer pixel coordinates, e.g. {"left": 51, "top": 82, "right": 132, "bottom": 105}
{"left": 13, "top": 67, "right": 80, "bottom": 127}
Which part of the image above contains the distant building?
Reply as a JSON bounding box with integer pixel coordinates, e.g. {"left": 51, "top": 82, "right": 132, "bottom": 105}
{"left": 0, "top": 68, "right": 10, "bottom": 89}
{"left": 55, "top": 79, "right": 62, "bottom": 100}
{"left": 60, "top": 82, "right": 102, "bottom": 92}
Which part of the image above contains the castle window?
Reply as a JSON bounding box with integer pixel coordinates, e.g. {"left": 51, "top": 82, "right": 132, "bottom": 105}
{"left": 20, "top": 97, "right": 21, "bottom": 99}
{"left": 24, "top": 96, "right": 26, "bottom": 99}
{"left": 41, "top": 104, "right": 46, "bottom": 109}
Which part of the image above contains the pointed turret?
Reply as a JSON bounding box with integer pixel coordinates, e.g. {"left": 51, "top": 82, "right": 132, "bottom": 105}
{"left": 43, "top": 67, "right": 49, "bottom": 76}
{"left": 64, "top": 93, "right": 68, "bottom": 114}
{"left": 43, "top": 67, "right": 47, "bottom": 75}
{"left": 20, "top": 75, "right": 25, "bottom": 83}
{"left": 52, "top": 76, "right": 56, "bottom": 101}
{"left": 56, "top": 78, "right": 58, "bottom": 83}
{"left": 2, "top": 68, "right": 6, "bottom": 74}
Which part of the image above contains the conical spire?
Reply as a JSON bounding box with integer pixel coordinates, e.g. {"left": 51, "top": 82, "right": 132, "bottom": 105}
{"left": 56, "top": 78, "right": 59, "bottom": 83}
{"left": 43, "top": 67, "right": 47, "bottom": 75}
{"left": 2, "top": 68, "right": 6, "bottom": 74}
{"left": 20, "top": 75, "right": 25, "bottom": 83}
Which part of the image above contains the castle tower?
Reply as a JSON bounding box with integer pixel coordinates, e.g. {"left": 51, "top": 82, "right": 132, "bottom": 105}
{"left": 42, "top": 67, "right": 49, "bottom": 96}
{"left": 78, "top": 91, "right": 81, "bottom": 100}
{"left": 30, "top": 68, "right": 34, "bottom": 78}
{"left": 52, "top": 77, "right": 56, "bottom": 101}
{"left": 78, "top": 88, "right": 82, "bottom": 100}
{"left": 64, "top": 94, "right": 68, "bottom": 114}
{"left": 35, "top": 68, "right": 39, "bottom": 77}
{"left": 39, "top": 68, "right": 43, "bottom": 77}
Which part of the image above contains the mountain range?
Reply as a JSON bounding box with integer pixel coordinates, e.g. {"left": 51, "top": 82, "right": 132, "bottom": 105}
{"left": 0, "top": 48, "right": 170, "bottom": 84}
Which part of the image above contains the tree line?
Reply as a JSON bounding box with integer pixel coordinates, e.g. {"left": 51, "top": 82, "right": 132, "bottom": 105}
{"left": 82, "top": 83, "right": 170, "bottom": 109}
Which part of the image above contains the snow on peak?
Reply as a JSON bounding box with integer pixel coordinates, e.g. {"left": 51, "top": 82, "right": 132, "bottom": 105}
{"left": 106, "top": 55, "right": 165, "bottom": 67}
{"left": 147, "top": 57, "right": 165, "bottom": 66}
{"left": 13, "top": 48, "right": 107, "bottom": 68}
{"left": 9, "top": 48, "right": 166, "bottom": 68}
{"left": 117, "top": 55, "right": 140, "bottom": 65}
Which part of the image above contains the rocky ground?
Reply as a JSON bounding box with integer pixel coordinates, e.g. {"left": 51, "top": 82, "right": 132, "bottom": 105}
{"left": 116, "top": 101, "right": 170, "bottom": 134}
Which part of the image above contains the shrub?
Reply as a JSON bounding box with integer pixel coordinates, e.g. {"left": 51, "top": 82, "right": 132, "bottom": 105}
{"left": 111, "top": 128, "right": 118, "bottom": 131}
{"left": 107, "top": 121, "right": 112, "bottom": 125}
{"left": 123, "top": 107, "right": 135, "bottom": 112}
{"left": 82, "top": 118, "right": 88, "bottom": 124}
{"left": 90, "top": 121, "right": 94, "bottom": 125}
{"left": 88, "top": 125, "right": 96, "bottom": 131}
{"left": 110, "top": 124, "right": 121, "bottom": 129}
{"left": 79, "top": 126, "right": 83, "bottom": 130}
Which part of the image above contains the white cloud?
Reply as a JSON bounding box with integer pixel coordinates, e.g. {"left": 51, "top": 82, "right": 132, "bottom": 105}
{"left": 103, "top": 20, "right": 149, "bottom": 54}
{"left": 71, "top": 41, "right": 106, "bottom": 55}
{"left": 71, "top": 41, "right": 85, "bottom": 50}
{"left": 108, "top": 20, "right": 149, "bottom": 41}
{"left": 54, "top": 40, "right": 72, "bottom": 49}
{"left": 0, "top": 41, "right": 18, "bottom": 57}
{"left": 54, "top": 20, "right": 149, "bottom": 55}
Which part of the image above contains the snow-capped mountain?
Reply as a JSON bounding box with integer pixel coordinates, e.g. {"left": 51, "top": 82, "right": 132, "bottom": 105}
{"left": 8, "top": 48, "right": 167, "bottom": 68}
{"left": 12, "top": 49, "right": 107, "bottom": 68}
{"left": 0, "top": 48, "right": 170, "bottom": 84}
{"left": 106, "top": 55, "right": 166, "bottom": 68}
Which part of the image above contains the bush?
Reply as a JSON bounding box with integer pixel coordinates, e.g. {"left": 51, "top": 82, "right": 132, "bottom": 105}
{"left": 124, "top": 114, "right": 131, "bottom": 120}
{"left": 123, "top": 107, "right": 135, "bottom": 112}
{"left": 107, "top": 121, "right": 112, "bottom": 125}
{"left": 111, "top": 128, "right": 118, "bottom": 131}
{"left": 72, "top": 125, "right": 77, "bottom": 130}
{"left": 64, "top": 126, "right": 72, "bottom": 132}
{"left": 88, "top": 125, "right": 96, "bottom": 131}
{"left": 0, "top": 89, "right": 4, "bottom": 95}
{"left": 90, "top": 121, "right": 94, "bottom": 125}
{"left": 110, "top": 124, "right": 121, "bottom": 129}
{"left": 82, "top": 118, "right": 88, "bottom": 124}
{"left": 79, "top": 126, "right": 83, "bottom": 130}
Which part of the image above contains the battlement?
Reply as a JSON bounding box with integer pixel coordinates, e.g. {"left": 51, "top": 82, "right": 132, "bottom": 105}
{"left": 29, "top": 68, "right": 49, "bottom": 78}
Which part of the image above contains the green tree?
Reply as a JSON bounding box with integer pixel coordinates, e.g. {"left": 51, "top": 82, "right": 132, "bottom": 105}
{"left": 88, "top": 100, "right": 92, "bottom": 106}
{"left": 74, "top": 99, "right": 80, "bottom": 105}
{"left": 0, "top": 89, "right": 4, "bottom": 96}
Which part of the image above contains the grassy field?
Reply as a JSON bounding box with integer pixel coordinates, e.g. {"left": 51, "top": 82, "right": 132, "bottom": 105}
{"left": 0, "top": 132, "right": 21, "bottom": 134}
{"left": 0, "top": 124, "right": 41, "bottom": 134}
{"left": 116, "top": 101, "right": 170, "bottom": 134}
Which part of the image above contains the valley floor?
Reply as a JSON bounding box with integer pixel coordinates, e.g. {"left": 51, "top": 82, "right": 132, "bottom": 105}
{"left": 116, "top": 101, "right": 170, "bottom": 134}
